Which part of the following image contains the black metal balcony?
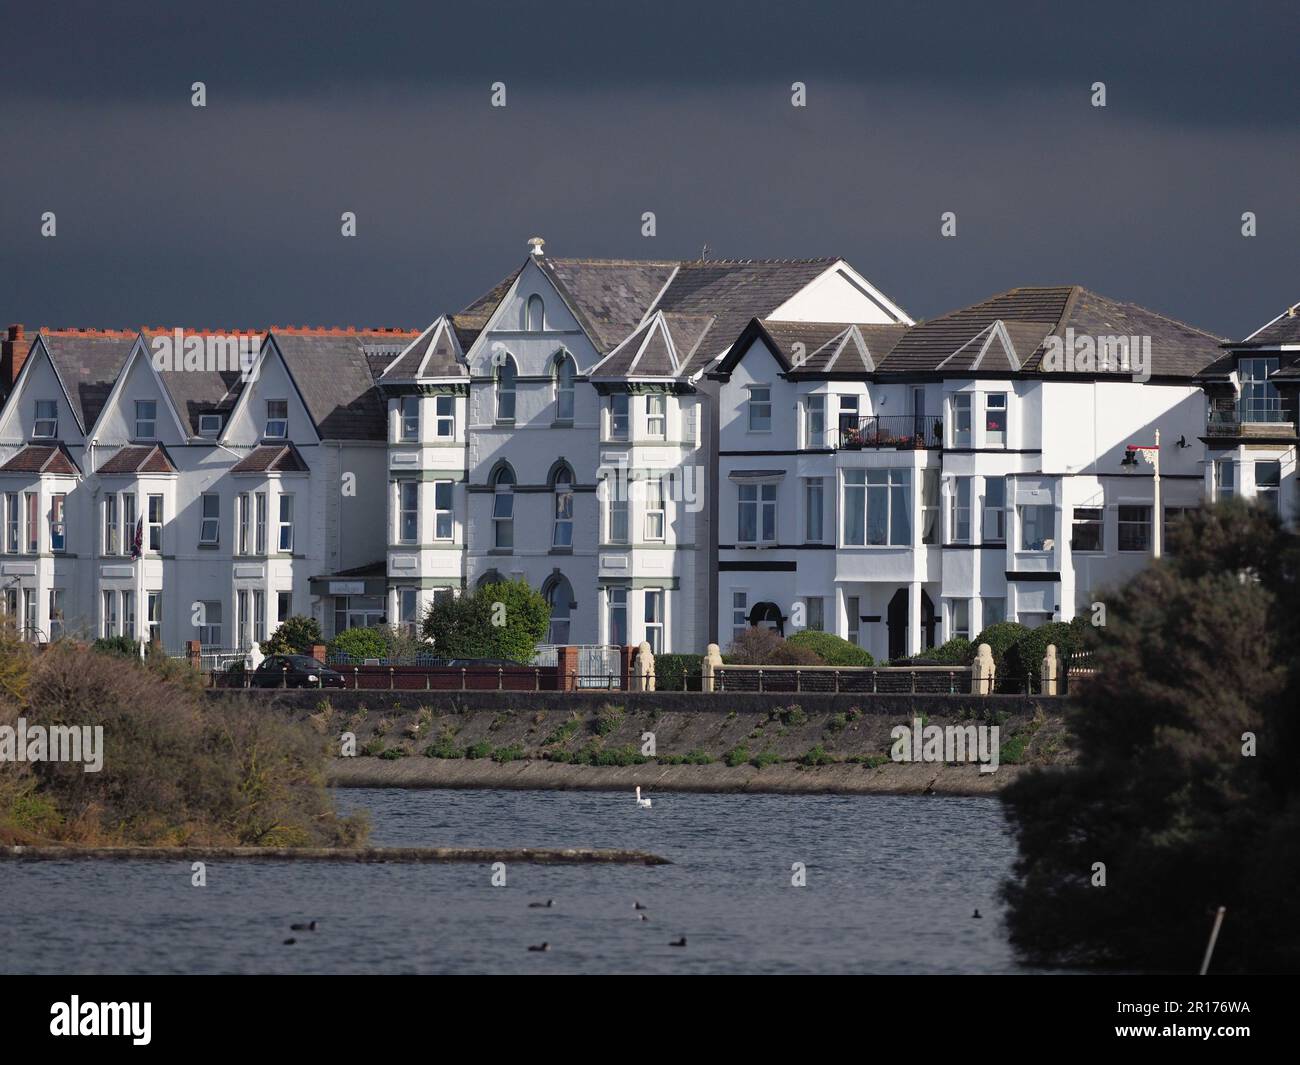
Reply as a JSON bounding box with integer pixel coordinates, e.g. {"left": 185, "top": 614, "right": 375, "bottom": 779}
{"left": 836, "top": 414, "right": 943, "bottom": 450}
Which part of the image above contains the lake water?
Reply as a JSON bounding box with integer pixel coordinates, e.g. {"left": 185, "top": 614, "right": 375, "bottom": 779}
{"left": 0, "top": 789, "right": 1031, "bottom": 974}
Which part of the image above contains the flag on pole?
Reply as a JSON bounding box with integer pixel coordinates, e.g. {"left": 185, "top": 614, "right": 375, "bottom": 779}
{"left": 130, "top": 516, "right": 144, "bottom": 560}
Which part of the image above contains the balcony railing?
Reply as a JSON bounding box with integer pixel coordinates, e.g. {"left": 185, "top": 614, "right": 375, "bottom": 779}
{"left": 836, "top": 414, "right": 943, "bottom": 450}
{"left": 1207, "top": 409, "right": 1295, "bottom": 437}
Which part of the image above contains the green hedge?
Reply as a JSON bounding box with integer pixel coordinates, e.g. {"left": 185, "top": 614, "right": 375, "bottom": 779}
{"left": 894, "top": 636, "right": 971, "bottom": 666}
{"left": 786, "top": 630, "right": 875, "bottom": 667}
{"left": 654, "top": 653, "right": 703, "bottom": 691}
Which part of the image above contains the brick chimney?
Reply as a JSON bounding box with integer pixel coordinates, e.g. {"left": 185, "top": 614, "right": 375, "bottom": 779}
{"left": 2, "top": 324, "right": 28, "bottom": 390}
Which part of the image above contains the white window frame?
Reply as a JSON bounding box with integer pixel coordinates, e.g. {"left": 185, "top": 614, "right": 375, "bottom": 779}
{"left": 399, "top": 481, "right": 419, "bottom": 544}
{"left": 433, "top": 480, "right": 454, "bottom": 540}
{"left": 950, "top": 393, "right": 972, "bottom": 447}
{"left": 608, "top": 393, "right": 629, "bottom": 441}
{"left": 400, "top": 396, "right": 420, "bottom": 441}
{"left": 199, "top": 493, "right": 220, "bottom": 546}
{"left": 747, "top": 385, "right": 772, "bottom": 432}
{"left": 984, "top": 392, "right": 1007, "bottom": 448}
{"left": 265, "top": 399, "right": 289, "bottom": 439}
{"left": 134, "top": 399, "right": 157, "bottom": 441}
{"left": 643, "top": 588, "right": 664, "bottom": 654}
{"left": 146, "top": 494, "right": 163, "bottom": 553}
{"left": 434, "top": 394, "right": 455, "bottom": 438}
{"left": 803, "top": 477, "right": 824, "bottom": 543}
{"left": 645, "top": 393, "right": 666, "bottom": 439}
{"left": 277, "top": 494, "right": 294, "bottom": 552}
{"left": 33, "top": 400, "right": 58, "bottom": 439}
{"left": 495, "top": 358, "right": 517, "bottom": 423}
{"left": 644, "top": 477, "right": 665, "bottom": 541}
{"left": 737, "top": 482, "right": 777, "bottom": 545}
{"left": 805, "top": 395, "right": 825, "bottom": 449}
{"left": 50, "top": 493, "right": 67, "bottom": 553}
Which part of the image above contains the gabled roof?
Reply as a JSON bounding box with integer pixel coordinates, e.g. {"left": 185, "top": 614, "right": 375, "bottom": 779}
{"left": 230, "top": 442, "right": 310, "bottom": 473}
{"left": 882, "top": 286, "right": 1223, "bottom": 378}
{"left": 266, "top": 328, "right": 420, "bottom": 439}
{"left": 462, "top": 255, "right": 854, "bottom": 374}
{"left": 142, "top": 329, "right": 257, "bottom": 436}
{"left": 34, "top": 331, "right": 137, "bottom": 431}
{"left": 714, "top": 319, "right": 908, "bottom": 376}
{"left": 587, "top": 311, "right": 717, "bottom": 380}
{"left": 96, "top": 443, "right": 177, "bottom": 475}
{"left": 0, "top": 443, "right": 81, "bottom": 476}
{"left": 1236, "top": 301, "right": 1300, "bottom": 348}
{"left": 381, "top": 317, "right": 467, "bottom": 381}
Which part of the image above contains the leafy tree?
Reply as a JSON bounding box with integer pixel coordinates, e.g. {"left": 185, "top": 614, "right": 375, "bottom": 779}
{"left": 786, "top": 630, "right": 874, "bottom": 666}
{"left": 328, "top": 626, "right": 389, "bottom": 661}
{"left": 261, "top": 615, "right": 322, "bottom": 656}
{"left": 1001, "top": 502, "right": 1300, "bottom": 972}
{"left": 422, "top": 579, "right": 548, "bottom": 662}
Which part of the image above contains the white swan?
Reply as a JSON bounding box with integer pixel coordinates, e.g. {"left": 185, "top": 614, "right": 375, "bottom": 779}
{"left": 635, "top": 786, "right": 652, "bottom": 808}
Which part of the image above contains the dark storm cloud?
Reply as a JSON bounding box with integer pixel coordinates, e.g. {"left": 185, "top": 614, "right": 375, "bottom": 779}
{"left": 0, "top": 1, "right": 1296, "bottom": 340}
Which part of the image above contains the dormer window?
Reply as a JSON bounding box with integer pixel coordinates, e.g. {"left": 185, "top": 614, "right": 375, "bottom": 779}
{"left": 265, "top": 400, "right": 288, "bottom": 439}
{"left": 198, "top": 414, "right": 222, "bottom": 437}
{"left": 33, "top": 400, "right": 57, "bottom": 439}
{"left": 134, "top": 400, "right": 157, "bottom": 441}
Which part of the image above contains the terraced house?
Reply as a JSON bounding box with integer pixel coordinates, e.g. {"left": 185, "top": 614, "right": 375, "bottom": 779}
{"left": 711, "top": 287, "right": 1248, "bottom": 661}
{"left": 0, "top": 324, "right": 414, "bottom": 650}
{"left": 0, "top": 251, "right": 1291, "bottom": 658}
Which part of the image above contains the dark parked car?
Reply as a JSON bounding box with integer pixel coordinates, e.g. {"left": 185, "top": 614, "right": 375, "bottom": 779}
{"left": 251, "top": 654, "right": 347, "bottom": 689}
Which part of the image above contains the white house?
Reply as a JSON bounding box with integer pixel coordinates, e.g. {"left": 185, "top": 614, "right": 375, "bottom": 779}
{"left": 1, "top": 258, "right": 1283, "bottom": 663}
{"left": 710, "top": 286, "right": 1226, "bottom": 661}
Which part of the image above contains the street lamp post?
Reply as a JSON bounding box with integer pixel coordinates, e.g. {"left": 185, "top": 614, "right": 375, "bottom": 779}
{"left": 1121, "top": 428, "right": 1162, "bottom": 559}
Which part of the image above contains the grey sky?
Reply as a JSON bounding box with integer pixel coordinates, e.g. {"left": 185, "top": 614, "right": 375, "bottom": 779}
{"left": 1, "top": 0, "right": 1296, "bottom": 340}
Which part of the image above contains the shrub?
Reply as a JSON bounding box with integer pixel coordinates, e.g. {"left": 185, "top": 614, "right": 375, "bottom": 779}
{"left": 654, "top": 653, "right": 703, "bottom": 691}
{"left": 377, "top": 747, "right": 407, "bottom": 761}
{"left": 594, "top": 704, "right": 625, "bottom": 736}
{"left": 91, "top": 635, "right": 140, "bottom": 658}
{"left": 750, "top": 749, "right": 781, "bottom": 769}
{"left": 422, "top": 578, "right": 549, "bottom": 663}
{"left": 725, "top": 627, "right": 821, "bottom": 666}
{"left": 464, "top": 741, "right": 493, "bottom": 760}
{"left": 800, "top": 744, "right": 833, "bottom": 766}
{"left": 786, "top": 630, "right": 874, "bottom": 666}
{"left": 1004, "top": 618, "right": 1089, "bottom": 686}
{"left": 491, "top": 744, "right": 525, "bottom": 763}
{"left": 262, "top": 615, "right": 322, "bottom": 656}
{"left": 328, "top": 626, "right": 389, "bottom": 661}
{"left": 1, "top": 642, "right": 367, "bottom": 847}
{"left": 592, "top": 744, "right": 647, "bottom": 767}
{"left": 724, "top": 745, "right": 750, "bottom": 767}
{"left": 422, "top": 738, "right": 462, "bottom": 759}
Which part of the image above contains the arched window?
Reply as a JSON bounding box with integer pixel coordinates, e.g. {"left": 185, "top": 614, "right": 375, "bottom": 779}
{"left": 544, "top": 574, "right": 574, "bottom": 644}
{"left": 476, "top": 568, "right": 504, "bottom": 590}
{"left": 554, "top": 353, "right": 575, "bottom": 422}
{"left": 526, "top": 294, "right": 545, "bottom": 332}
{"left": 492, "top": 465, "right": 515, "bottom": 549}
{"left": 495, "top": 355, "right": 517, "bottom": 422}
{"left": 553, "top": 466, "right": 574, "bottom": 547}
